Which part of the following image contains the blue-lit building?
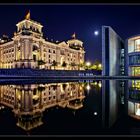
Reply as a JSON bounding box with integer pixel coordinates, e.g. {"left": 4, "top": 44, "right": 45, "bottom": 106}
{"left": 102, "top": 26, "right": 125, "bottom": 76}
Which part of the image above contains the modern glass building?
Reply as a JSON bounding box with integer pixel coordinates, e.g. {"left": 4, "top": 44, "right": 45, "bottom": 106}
{"left": 102, "top": 26, "right": 125, "bottom": 76}
{"left": 126, "top": 35, "right": 140, "bottom": 76}
{"left": 125, "top": 35, "right": 140, "bottom": 92}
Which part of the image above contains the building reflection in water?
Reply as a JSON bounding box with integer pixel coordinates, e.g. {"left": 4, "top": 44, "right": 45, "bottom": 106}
{"left": 0, "top": 81, "right": 103, "bottom": 133}
{"left": 102, "top": 80, "right": 125, "bottom": 128}
{"left": 2, "top": 79, "right": 140, "bottom": 134}
{"left": 0, "top": 81, "right": 103, "bottom": 132}
{"left": 127, "top": 80, "right": 140, "bottom": 120}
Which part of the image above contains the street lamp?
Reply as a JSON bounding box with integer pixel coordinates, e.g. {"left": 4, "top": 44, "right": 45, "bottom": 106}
{"left": 86, "top": 62, "right": 91, "bottom": 70}
{"left": 98, "top": 63, "right": 102, "bottom": 70}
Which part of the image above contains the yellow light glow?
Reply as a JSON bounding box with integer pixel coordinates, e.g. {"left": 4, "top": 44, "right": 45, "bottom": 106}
{"left": 98, "top": 64, "right": 102, "bottom": 68}
{"left": 86, "top": 62, "right": 91, "bottom": 67}
{"left": 94, "top": 82, "right": 97, "bottom": 85}
{"left": 98, "top": 82, "right": 102, "bottom": 88}
{"left": 86, "top": 84, "right": 91, "bottom": 90}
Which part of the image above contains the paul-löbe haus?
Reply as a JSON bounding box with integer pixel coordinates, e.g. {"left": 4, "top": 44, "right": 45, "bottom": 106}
{"left": 102, "top": 26, "right": 140, "bottom": 120}
{"left": 102, "top": 26, "right": 140, "bottom": 77}
{"left": 0, "top": 12, "right": 85, "bottom": 70}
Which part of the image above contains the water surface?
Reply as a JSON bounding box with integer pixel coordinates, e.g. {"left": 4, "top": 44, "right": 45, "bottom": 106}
{"left": 0, "top": 79, "right": 139, "bottom": 136}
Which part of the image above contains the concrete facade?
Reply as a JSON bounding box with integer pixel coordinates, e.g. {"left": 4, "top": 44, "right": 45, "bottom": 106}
{"left": 102, "top": 26, "right": 125, "bottom": 76}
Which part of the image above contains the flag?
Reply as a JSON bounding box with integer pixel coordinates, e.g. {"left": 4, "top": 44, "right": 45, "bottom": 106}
{"left": 25, "top": 10, "right": 30, "bottom": 20}
{"left": 71, "top": 32, "right": 76, "bottom": 39}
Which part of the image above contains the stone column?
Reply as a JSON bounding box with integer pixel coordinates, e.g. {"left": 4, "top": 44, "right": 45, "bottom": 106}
{"left": 29, "top": 90, "right": 33, "bottom": 111}
{"left": 39, "top": 41, "right": 43, "bottom": 60}
{"left": 20, "top": 42, "right": 23, "bottom": 60}
{"left": 14, "top": 88, "right": 18, "bottom": 109}
{"left": 29, "top": 39, "right": 33, "bottom": 60}
{"left": 21, "top": 89, "right": 25, "bottom": 111}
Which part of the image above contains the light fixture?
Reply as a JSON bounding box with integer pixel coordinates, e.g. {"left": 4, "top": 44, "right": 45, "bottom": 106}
{"left": 86, "top": 62, "right": 91, "bottom": 67}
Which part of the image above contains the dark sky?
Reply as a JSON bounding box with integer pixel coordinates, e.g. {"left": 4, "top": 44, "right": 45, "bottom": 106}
{"left": 0, "top": 4, "right": 140, "bottom": 63}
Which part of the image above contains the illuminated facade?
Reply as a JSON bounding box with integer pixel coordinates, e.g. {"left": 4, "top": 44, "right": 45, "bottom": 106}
{"left": 0, "top": 82, "right": 85, "bottom": 131}
{"left": 125, "top": 35, "right": 140, "bottom": 95}
{"left": 126, "top": 35, "right": 140, "bottom": 76}
{"left": 128, "top": 100, "right": 140, "bottom": 119}
{"left": 127, "top": 80, "right": 140, "bottom": 120}
{"left": 0, "top": 12, "right": 85, "bottom": 70}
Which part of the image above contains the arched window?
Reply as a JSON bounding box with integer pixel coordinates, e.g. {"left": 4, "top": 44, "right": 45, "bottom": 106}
{"left": 32, "top": 45, "right": 38, "bottom": 51}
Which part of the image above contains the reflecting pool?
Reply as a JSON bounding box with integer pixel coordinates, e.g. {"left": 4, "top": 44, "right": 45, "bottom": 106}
{"left": 0, "top": 79, "right": 140, "bottom": 135}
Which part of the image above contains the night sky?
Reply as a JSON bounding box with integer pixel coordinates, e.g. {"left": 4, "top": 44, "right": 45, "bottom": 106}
{"left": 0, "top": 4, "right": 140, "bottom": 63}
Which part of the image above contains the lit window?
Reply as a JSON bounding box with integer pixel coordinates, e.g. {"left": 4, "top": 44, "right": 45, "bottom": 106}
{"left": 135, "top": 39, "right": 140, "bottom": 52}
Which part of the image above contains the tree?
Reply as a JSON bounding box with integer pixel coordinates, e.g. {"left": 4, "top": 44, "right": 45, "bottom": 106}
{"left": 93, "top": 59, "right": 100, "bottom": 66}
{"left": 71, "top": 62, "right": 77, "bottom": 70}
{"left": 37, "top": 60, "right": 46, "bottom": 66}
{"left": 62, "top": 61, "right": 67, "bottom": 70}
{"left": 78, "top": 62, "right": 85, "bottom": 70}
{"left": 90, "top": 64, "right": 97, "bottom": 70}
{"left": 92, "top": 59, "right": 102, "bottom": 70}
{"left": 51, "top": 60, "right": 58, "bottom": 70}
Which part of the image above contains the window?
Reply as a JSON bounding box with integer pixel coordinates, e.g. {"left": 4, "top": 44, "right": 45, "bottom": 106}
{"left": 33, "top": 55, "right": 36, "bottom": 61}
{"left": 131, "top": 67, "right": 140, "bottom": 76}
{"left": 33, "top": 45, "right": 38, "bottom": 51}
{"left": 60, "top": 50, "right": 64, "bottom": 55}
{"left": 135, "top": 39, "right": 140, "bottom": 52}
{"left": 49, "top": 49, "right": 51, "bottom": 53}
{"left": 53, "top": 50, "right": 55, "bottom": 53}
{"left": 129, "top": 55, "right": 140, "bottom": 65}
{"left": 17, "top": 46, "right": 20, "bottom": 51}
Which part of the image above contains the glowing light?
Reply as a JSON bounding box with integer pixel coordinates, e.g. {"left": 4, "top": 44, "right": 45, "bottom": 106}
{"left": 94, "top": 112, "right": 97, "bottom": 115}
{"left": 136, "top": 109, "right": 140, "bottom": 116}
{"left": 94, "top": 31, "right": 99, "bottom": 36}
{"left": 98, "top": 82, "right": 102, "bottom": 88}
{"left": 86, "top": 84, "right": 91, "bottom": 90}
{"left": 86, "top": 62, "right": 91, "bottom": 67}
{"left": 94, "top": 82, "right": 97, "bottom": 85}
{"left": 98, "top": 64, "right": 102, "bottom": 68}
